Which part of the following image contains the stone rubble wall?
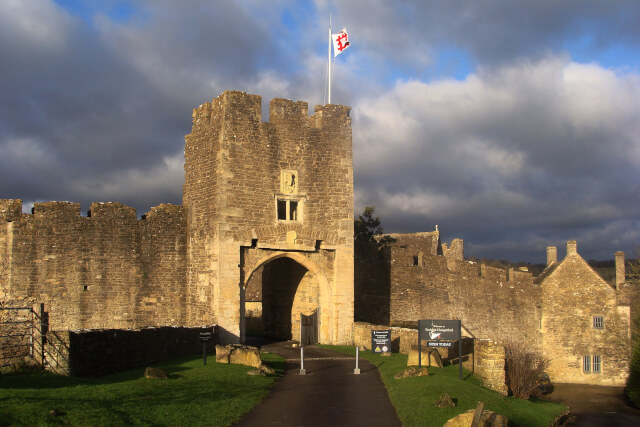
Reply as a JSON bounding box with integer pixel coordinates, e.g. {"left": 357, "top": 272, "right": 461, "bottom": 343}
{"left": 353, "top": 235, "right": 541, "bottom": 348}
{"left": 474, "top": 339, "right": 508, "bottom": 395}
{"left": 0, "top": 199, "right": 187, "bottom": 331}
{"left": 387, "top": 244, "right": 542, "bottom": 347}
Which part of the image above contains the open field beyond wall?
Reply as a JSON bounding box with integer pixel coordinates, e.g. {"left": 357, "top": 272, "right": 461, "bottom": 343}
{"left": 323, "top": 345, "right": 567, "bottom": 427}
{"left": 0, "top": 353, "right": 284, "bottom": 426}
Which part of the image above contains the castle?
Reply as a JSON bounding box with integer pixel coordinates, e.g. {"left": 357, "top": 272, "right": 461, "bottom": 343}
{"left": 0, "top": 91, "right": 632, "bottom": 385}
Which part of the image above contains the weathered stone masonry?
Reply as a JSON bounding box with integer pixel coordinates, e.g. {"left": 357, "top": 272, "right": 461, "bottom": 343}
{"left": 2, "top": 90, "right": 355, "bottom": 347}
{"left": 1, "top": 91, "right": 631, "bottom": 386}
{"left": 0, "top": 200, "right": 186, "bottom": 331}
{"left": 355, "top": 233, "right": 631, "bottom": 386}
{"left": 183, "top": 91, "right": 354, "bottom": 344}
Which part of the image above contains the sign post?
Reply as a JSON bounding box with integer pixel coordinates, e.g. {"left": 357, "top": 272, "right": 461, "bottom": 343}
{"left": 418, "top": 319, "right": 462, "bottom": 379}
{"left": 199, "top": 330, "right": 213, "bottom": 365}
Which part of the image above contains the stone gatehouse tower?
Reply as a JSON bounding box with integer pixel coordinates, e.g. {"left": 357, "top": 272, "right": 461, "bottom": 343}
{"left": 0, "top": 91, "right": 354, "bottom": 346}
{"left": 183, "top": 91, "right": 354, "bottom": 344}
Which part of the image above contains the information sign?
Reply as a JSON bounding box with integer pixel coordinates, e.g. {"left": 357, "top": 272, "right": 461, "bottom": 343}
{"left": 428, "top": 341, "right": 453, "bottom": 347}
{"left": 417, "top": 319, "right": 463, "bottom": 379}
{"left": 371, "top": 329, "right": 391, "bottom": 353}
{"left": 200, "top": 331, "right": 213, "bottom": 342}
{"left": 418, "top": 319, "right": 461, "bottom": 341}
{"left": 200, "top": 329, "right": 213, "bottom": 366}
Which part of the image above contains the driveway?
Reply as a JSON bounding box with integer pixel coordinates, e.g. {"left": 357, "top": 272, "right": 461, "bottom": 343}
{"left": 542, "top": 383, "right": 640, "bottom": 426}
{"left": 236, "top": 341, "right": 401, "bottom": 427}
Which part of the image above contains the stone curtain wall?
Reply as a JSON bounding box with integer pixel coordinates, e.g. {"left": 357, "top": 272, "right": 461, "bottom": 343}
{"left": 382, "top": 239, "right": 542, "bottom": 347}
{"left": 183, "top": 91, "right": 354, "bottom": 344}
{"left": 0, "top": 200, "right": 187, "bottom": 331}
{"left": 137, "top": 204, "right": 188, "bottom": 326}
{"left": 44, "top": 325, "right": 214, "bottom": 376}
{"left": 474, "top": 340, "right": 508, "bottom": 395}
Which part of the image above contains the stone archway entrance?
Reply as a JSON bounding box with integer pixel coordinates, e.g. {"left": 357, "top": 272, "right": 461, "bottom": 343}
{"left": 243, "top": 255, "right": 322, "bottom": 343}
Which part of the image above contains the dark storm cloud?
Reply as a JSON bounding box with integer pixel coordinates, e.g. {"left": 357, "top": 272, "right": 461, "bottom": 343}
{"left": 0, "top": 0, "right": 280, "bottom": 214}
{"left": 1, "top": 0, "right": 638, "bottom": 262}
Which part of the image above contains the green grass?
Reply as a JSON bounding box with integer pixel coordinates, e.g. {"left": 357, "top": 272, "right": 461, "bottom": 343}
{"left": 322, "top": 345, "right": 567, "bottom": 427}
{"left": 0, "top": 353, "right": 284, "bottom": 426}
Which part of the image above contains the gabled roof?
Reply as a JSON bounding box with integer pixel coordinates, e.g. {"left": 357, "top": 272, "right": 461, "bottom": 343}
{"left": 533, "top": 262, "right": 560, "bottom": 285}
{"left": 535, "top": 251, "right": 616, "bottom": 291}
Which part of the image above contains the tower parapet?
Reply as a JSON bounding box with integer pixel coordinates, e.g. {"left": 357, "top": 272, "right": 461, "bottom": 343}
{"left": 0, "top": 199, "right": 22, "bottom": 222}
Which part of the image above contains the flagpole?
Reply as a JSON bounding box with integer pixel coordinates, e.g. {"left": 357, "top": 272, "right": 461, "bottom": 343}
{"left": 328, "top": 13, "right": 332, "bottom": 105}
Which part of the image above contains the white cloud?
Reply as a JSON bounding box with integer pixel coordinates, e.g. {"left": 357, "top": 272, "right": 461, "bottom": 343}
{"left": 0, "top": 0, "right": 72, "bottom": 50}
{"left": 353, "top": 56, "right": 640, "bottom": 260}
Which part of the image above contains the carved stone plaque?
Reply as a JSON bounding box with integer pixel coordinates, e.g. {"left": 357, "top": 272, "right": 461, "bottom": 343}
{"left": 281, "top": 170, "right": 298, "bottom": 195}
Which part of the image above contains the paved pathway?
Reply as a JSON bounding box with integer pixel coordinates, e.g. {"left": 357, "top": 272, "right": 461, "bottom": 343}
{"left": 541, "top": 383, "right": 640, "bottom": 426}
{"left": 237, "top": 342, "right": 401, "bottom": 427}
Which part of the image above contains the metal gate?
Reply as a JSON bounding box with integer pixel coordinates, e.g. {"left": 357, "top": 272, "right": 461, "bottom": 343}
{"left": 300, "top": 310, "right": 318, "bottom": 345}
{"left": 0, "top": 304, "right": 47, "bottom": 368}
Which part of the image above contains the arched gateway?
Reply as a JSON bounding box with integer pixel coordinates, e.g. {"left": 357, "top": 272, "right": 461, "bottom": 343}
{"left": 182, "top": 91, "right": 354, "bottom": 345}
{"left": 242, "top": 252, "right": 331, "bottom": 343}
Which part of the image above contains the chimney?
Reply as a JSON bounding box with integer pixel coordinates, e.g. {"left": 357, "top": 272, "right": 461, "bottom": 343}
{"left": 546, "top": 246, "right": 557, "bottom": 266}
{"left": 615, "top": 251, "right": 625, "bottom": 291}
{"left": 566, "top": 241, "right": 577, "bottom": 256}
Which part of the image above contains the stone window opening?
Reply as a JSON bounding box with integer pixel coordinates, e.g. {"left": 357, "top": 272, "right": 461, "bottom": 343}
{"left": 593, "top": 355, "right": 601, "bottom": 373}
{"left": 583, "top": 355, "right": 602, "bottom": 373}
{"left": 412, "top": 252, "right": 423, "bottom": 266}
{"left": 276, "top": 198, "right": 301, "bottom": 222}
{"left": 593, "top": 316, "right": 604, "bottom": 329}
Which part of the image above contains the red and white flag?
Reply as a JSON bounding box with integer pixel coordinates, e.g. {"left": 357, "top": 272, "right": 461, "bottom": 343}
{"left": 332, "top": 28, "right": 350, "bottom": 57}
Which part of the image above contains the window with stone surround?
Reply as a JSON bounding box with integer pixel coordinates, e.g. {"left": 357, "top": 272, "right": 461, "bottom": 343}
{"left": 593, "top": 355, "right": 601, "bottom": 373}
{"left": 276, "top": 198, "right": 300, "bottom": 222}
{"left": 583, "top": 355, "right": 602, "bottom": 373}
{"left": 593, "top": 316, "right": 604, "bottom": 329}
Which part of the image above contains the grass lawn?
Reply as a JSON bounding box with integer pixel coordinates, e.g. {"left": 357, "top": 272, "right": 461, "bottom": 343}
{"left": 0, "top": 353, "right": 284, "bottom": 426}
{"left": 323, "top": 345, "right": 567, "bottom": 427}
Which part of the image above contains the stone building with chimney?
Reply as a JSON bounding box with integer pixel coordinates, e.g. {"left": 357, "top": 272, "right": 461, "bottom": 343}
{"left": 355, "top": 233, "right": 631, "bottom": 385}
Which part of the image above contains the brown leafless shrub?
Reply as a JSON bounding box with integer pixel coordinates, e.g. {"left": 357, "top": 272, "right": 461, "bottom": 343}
{"left": 505, "top": 341, "right": 548, "bottom": 399}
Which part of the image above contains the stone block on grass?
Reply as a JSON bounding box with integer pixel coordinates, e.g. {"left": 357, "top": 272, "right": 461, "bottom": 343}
{"left": 407, "top": 347, "right": 443, "bottom": 367}
{"left": 394, "top": 366, "right": 429, "bottom": 379}
{"left": 444, "top": 409, "right": 508, "bottom": 427}
{"left": 215, "top": 344, "right": 261, "bottom": 368}
{"left": 144, "top": 367, "right": 168, "bottom": 379}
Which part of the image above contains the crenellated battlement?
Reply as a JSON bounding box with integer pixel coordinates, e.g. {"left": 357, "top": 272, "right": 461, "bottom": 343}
{"left": 32, "top": 201, "right": 81, "bottom": 218}
{"left": 0, "top": 199, "right": 187, "bottom": 226}
{"left": 269, "top": 98, "right": 308, "bottom": 125}
{"left": 88, "top": 202, "right": 136, "bottom": 221}
{"left": 0, "top": 199, "right": 23, "bottom": 222}
{"left": 190, "top": 90, "right": 350, "bottom": 130}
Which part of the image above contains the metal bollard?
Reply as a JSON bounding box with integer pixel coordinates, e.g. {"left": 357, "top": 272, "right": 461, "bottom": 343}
{"left": 354, "top": 346, "right": 361, "bottom": 375}
{"left": 299, "top": 346, "right": 306, "bottom": 375}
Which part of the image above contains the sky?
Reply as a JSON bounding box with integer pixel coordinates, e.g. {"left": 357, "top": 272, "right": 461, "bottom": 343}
{"left": 1, "top": 0, "right": 639, "bottom": 263}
